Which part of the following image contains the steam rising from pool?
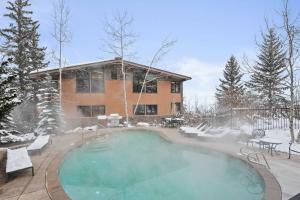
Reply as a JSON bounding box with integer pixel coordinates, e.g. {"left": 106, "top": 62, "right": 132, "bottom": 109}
{"left": 59, "top": 130, "right": 264, "bottom": 200}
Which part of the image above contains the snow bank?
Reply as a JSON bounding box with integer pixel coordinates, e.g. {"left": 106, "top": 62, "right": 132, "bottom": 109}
{"left": 137, "top": 122, "right": 150, "bottom": 127}
{"left": 66, "top": 125, "right": 99, "bottom": 134}
{"left": 0, "top": 131, "right": 35, "bottom": 144}
{"left": 83, "top": 125, "right": 98, "bottom": 132}
{"left": 66, "top": 127, "right": 83, "bottom": 134}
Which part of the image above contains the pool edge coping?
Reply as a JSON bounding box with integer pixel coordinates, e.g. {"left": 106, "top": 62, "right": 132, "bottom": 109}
{"left": 45, "top": 128, "right": 282, "bottom": 200}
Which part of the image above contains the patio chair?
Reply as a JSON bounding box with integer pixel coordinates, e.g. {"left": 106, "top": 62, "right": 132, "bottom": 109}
{"left": 183, "top": 123, "right": 209, "bottom": 137}
{"left": 179, "top": 121, "right": 207, "bottom": 133}
{"left": 197, "top": 130, "right": 227, "bottom": 139}
{"left": 6, "top": 147, "right": 34, "bottom": 182}
{"left": 27, "top": 135, "right": 51, "bottom": 154}
{"left": 288, "top": 142, "right": 300, "bottom": 159}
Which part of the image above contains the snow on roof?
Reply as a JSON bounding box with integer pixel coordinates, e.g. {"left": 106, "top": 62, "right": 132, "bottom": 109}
{"left": 31, "top": 58, "right": 192, "bottom": 80}
{"left": 6, "top": 147, "right": 32, "bottom": 173}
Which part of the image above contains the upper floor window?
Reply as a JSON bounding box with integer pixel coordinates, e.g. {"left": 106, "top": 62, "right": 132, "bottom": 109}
{"left": 133, "top": 70, "right": 157, "bottom": 93}
{"left": 76, "top": 69, "right": 104, "bottom": 93}
{"left": 76, "top": 71, "right": 90, "bottom": 93}
{"left": 171, "top": 81, "right": 181, "bottom": 93}
{"left": 111, "top": 68, "right": 118, "bottom": 80}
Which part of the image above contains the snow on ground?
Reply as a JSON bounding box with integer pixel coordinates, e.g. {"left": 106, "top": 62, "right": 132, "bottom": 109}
{"left": 0, "top": 131, "right": 35, "bottom": 144}
{"left": 66, "top": 127, "right": 83, "bottom": 134}
{"left": 66, "top": 125, "right": 97, "bottom": 134}
{"left": 83, "top": 125, "right": 98, "bottom": 132}
{"left": 230, "top": 126, "right": 299, "bottom": 154}
{"left": 264, "top": 129, "right": 300, "bottom": 154}
{"left": 180, "top": 123, "right": 300, "bottom": 154}
{"left": 137, "top": 122, "right": 150, "bottom": 127}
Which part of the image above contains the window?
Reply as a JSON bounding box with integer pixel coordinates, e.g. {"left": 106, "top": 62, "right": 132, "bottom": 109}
{"left": 171, "top": 81, "right": 181, "bottom": 93}
{"left": 76, "top": 71, "right": 90, "bottom": 93}
{"left": 133, "top": 71, "right": 145, "bottom": 93}
{"left": 133, "top": 104, "right": 158, "bottom": 115}
{"left": 133, "top": 70, "right": 157, "bottom": 93}
{"left": 91, "top": 105, "right": 105, "bottom": 117}
{"left": 145, "top": 73, "right": 157, "bottom": 93}
{"left": 133, "top": 105, "right": 145, "bottom": 115}
{"left": 78, "top": 106, "right": 91, "bottom": 117}
{"left": 111, "top": 68, "right": 118, "bottom": 80}
{"left": 76, "top": 69, "right": 104, "bottom": 93}
{"left": 91, "top": 71, "right": 104, "bottom": 92}
{"left": 77, "top": 105, "right": 105, "bottom": 117}
{"left": 146, "top": 105, "right": 157, "bottom": 115}
{"left": 171, "top": 102, "right": 181, "bottom": 113}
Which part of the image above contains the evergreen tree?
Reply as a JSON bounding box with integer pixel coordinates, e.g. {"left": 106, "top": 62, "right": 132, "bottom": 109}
{"left": 29, "top": 23, "right": 48, "bottom": 73}
{"left": 29, "top": 23, "right": 49, "bottom": 124}
{"left": 0, "top": 58, "right": 20, "bottom": 139}
{"left": 246, "top": 28, "right": 287, "bottom": 109}
{"left": 0, "top": 0, "right": 48, "bottom": 132}
{"left": 215, "top": 56, "right": 244, "bottom": 110}
{"left": 35, "top": 73, "right": 63, "bottom": 135}
{"left": 0, "top": 0, "right": 34, "bottom": 98}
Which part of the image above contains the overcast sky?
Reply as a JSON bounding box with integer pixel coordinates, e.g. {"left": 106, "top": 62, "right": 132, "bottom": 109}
{"left": 0, "top": 0, "right": 299, "bottom": 107}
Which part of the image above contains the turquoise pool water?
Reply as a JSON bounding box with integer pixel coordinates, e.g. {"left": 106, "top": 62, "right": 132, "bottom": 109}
{"left": 59, "top": 130, "right": 264, "bottom": 200}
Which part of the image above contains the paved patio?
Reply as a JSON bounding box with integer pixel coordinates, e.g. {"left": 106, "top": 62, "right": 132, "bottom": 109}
{"left": 0, "top": 128, "right": 299, "bottom": 200}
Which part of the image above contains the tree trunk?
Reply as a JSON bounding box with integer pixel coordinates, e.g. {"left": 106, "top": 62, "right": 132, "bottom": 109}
{"left": 121, "top": 59, "right": 129, "bottom": 127}
{"left": 289, "top": 65, "right": 295, "bottom": 142}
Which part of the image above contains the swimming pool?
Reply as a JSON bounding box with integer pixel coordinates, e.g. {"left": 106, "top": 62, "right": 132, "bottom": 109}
{"left": 59, "top": 130, "right": 265, "bottom": 200}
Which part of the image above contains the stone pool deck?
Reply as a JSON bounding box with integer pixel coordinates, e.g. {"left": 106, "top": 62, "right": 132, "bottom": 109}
{"left": 0, "top": 128, "right": 299, "bottom": 200}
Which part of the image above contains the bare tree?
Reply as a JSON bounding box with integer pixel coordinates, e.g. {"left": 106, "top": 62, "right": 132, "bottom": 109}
{"left": 103, "top": 11, "right": 137, "bottom": 126}
{"left": 133, "top": 39, "right": 176, "bottom": 115}
{"left": 52, "top": 0, "right": 71, "bottom": 106}
{"left": 279, "top": 0, "right": 300, "bottom": 142}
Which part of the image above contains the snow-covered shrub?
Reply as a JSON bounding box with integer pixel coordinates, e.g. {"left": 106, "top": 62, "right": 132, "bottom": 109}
{"left": 35, "top": 73, "right": 64, "bottom": 135}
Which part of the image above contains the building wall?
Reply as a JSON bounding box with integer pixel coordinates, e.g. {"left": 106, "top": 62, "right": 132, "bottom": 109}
{"left": 61, "top": 76, "right": 182, "bottom": 124}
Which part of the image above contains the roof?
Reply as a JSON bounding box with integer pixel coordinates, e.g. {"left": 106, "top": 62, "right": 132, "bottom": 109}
{"left": 32, "top": 58, "right": 192, "bottom": 81}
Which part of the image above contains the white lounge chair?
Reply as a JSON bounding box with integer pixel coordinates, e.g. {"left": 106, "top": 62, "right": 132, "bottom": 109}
{"left": 27, "top": 135, "right": 50, "bottom": 154}
{"left": 6, "top": 147, "right": 34, "bottom": 182}
{"left": 182, "top": 124, "right": 210, "bottom": 137}
{"left": 179, "top": 122, "right": 207, "bottom": 134}
{"left": 197, "top": 131, "right": 227, "bottom": 138}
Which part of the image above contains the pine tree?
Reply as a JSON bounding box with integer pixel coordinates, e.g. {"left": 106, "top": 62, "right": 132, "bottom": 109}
{"left": 35, "top": 73, "right": 63, "bottom": 135}
{"left": 29, "top": 23, "right": 48, "bottom": 73}
{"left": 1, "top": 0, "right": 48, "bottom": 132}
{"left": 246, "top": 28, "right": 287, "bottom": 109}
{"left": 0, "top": 0, "right": 35, "bottom": 99}
{"left": 29, "top": 23, "right": 49, "bottom": 122}
{"left": 215, "top": 56, "right": 244, "bottom": 110}
{"left": 0, "top": 58, "right": 21, "bottom": 140}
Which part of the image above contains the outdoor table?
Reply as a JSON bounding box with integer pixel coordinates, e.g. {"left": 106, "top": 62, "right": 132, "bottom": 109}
{"left": 162, "top": 117, "right": 184, "bottom": 128}
{"left": 259, "top": 138, "right": 282, "bottom": 156}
